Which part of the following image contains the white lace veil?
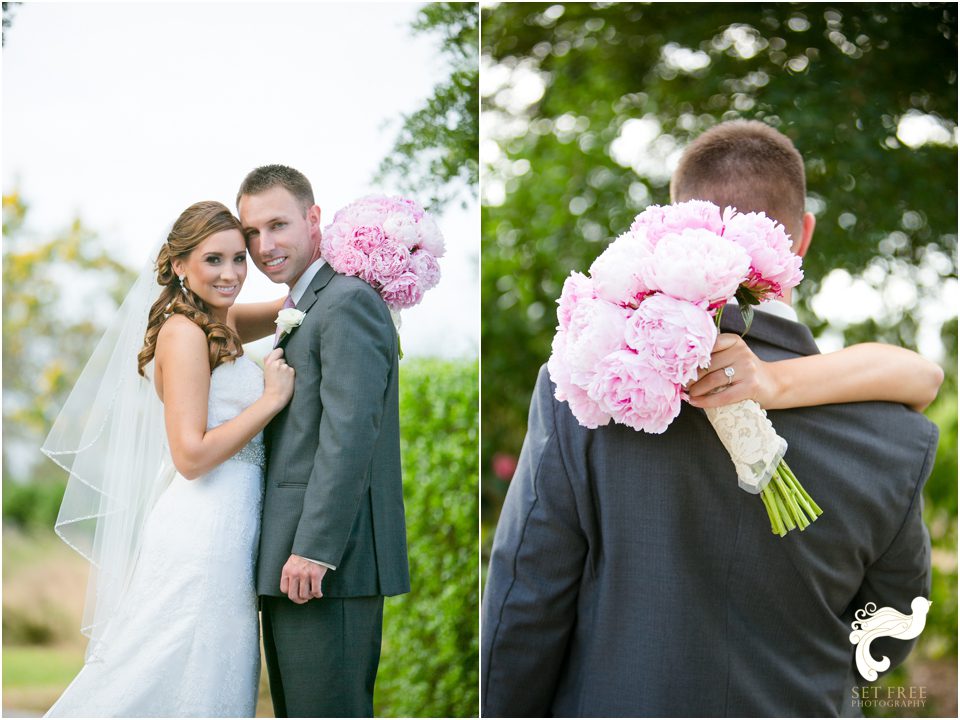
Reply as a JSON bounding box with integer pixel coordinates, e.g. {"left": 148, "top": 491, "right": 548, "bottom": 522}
{"left": 41, "top": 241, "right": 176, "bottom": 662}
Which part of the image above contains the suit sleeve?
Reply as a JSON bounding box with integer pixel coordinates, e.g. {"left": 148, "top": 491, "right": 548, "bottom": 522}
{"left": 852, "top": 420, "right": 937, "bottom": 675}
{"left": 481, "top": 365, "right": 588, "bottom": 717}
{"left": 291, "top": 283, "right": 393, "bottom": 566}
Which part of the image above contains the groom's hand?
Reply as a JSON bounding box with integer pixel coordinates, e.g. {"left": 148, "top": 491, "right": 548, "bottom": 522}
{"left": 280, "top": 554, "right": 326, "bottom": 604}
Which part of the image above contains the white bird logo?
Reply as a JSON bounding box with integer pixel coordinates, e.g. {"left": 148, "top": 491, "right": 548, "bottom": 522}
{"left": 849, "top": 597, "right": 932, "bottom": 681}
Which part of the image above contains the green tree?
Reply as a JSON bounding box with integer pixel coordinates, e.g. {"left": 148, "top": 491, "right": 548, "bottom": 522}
{"left": 2, "top": 2, "right": 18, "bottom": 46}
{"left": 2, "top": 192, "right": 135, "bottom": 497}
{"left": 377, "top": 2, "right": 479, "bottom": 210}
{"left": 481, "top": 2, "right": 957, "bottom": 521}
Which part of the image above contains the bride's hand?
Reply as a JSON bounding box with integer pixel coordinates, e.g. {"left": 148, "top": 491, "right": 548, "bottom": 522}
{"left": 263, "top": 348, "right": 295, "bottom": 409}
{"left": 686, "top": 334, "right": 778, "bottom": 409}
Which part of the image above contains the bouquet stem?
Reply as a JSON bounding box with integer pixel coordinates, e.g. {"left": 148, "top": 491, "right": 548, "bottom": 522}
{"left": 707, "top": 310, "right": 821, "bottom": 536}
{"left": 760, "top": 462, "right": 822, "bottom": 537}
{"left": 703, "top": 399, "right": 822, "bottom": 537}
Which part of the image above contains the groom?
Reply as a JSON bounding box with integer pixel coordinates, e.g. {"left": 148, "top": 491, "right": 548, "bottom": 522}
{"left": 481, "top": 121, "right": 937, "bottom": 716}
{"left": 237, "top": 165, "right": 409, "bottom": 717}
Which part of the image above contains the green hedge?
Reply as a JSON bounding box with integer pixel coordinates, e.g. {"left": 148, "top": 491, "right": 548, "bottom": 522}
{"left": 375, "top": 357, "right": 479, "bottom": 718}
{"left": 2, "top": 476, "right": 66, "bottom": 531}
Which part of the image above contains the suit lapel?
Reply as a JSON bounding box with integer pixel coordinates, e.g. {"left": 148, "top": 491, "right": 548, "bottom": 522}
{"left": 296, "top": 263, "right": 336, "bottom": 315}
{"left": 276, "top": 264, "right": 337, "bottom": 350}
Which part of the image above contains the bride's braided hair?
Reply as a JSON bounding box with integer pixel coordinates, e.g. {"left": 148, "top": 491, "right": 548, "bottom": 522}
{"left": 138, "top": 201, "right": 245, "bottom": 377}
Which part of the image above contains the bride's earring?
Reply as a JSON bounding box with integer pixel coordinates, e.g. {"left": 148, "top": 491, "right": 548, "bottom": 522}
{"left": 178, "top": 274, "right": 189, "bottom": 296}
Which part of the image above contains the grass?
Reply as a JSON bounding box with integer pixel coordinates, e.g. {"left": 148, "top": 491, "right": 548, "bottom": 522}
{"left": 2, "top": 644, "right": 84, "bottom": 714}
{"left": 2, "top": 527, "right": 89, "bottom": 714}
{"left": 3, "top": 645, "right": 84, "bottom": 688}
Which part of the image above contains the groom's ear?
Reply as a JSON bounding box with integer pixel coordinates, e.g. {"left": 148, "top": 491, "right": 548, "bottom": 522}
{"left": 793, "top": 211, "right": 815, "bottom": 258}
{"left": 307, "top": 204, "right": 322, "bottom": 237}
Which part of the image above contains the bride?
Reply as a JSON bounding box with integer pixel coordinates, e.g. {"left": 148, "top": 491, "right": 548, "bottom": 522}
{"left": 43, "top": 200, "right": 292, "bottom": 717}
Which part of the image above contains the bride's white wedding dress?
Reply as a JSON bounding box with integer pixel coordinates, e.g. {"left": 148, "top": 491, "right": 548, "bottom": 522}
{"left": 46, "top": 355, "right": 265, "bottom": 718}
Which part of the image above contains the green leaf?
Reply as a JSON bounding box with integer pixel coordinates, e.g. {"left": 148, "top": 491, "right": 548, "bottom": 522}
{"left": 735, "top": 285, "right": 763, "bottom": 307}
{"left": 740, "top": 303, "right": 755, "bottom": 336}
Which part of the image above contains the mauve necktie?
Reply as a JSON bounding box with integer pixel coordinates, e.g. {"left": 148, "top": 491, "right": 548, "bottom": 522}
{"left": 274, "top": 293, "right": 297, "bottom": 347}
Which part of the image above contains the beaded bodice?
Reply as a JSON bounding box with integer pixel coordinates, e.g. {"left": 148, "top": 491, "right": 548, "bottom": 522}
{"left": 207, "top": 355, "right": 265, "bottom": 468}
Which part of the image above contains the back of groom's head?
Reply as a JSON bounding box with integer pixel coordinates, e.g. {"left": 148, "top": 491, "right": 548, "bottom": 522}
{"left": 236, "top": 164, "right": 315, "bottom": 215}
{"left": 671, "top": 120, "right": 806, "bottom": 242}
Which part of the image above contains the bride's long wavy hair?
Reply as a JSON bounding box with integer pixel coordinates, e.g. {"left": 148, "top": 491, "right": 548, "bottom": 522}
{"left": 137, "top": 201, "right": 245, "bottom": 377}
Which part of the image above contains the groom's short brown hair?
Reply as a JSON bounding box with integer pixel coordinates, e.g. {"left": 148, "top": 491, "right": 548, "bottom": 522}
{"left": 671, "top": 120, "right": 806, "bottom": 240}
{"left": 236, "top": 164, "right": 315, "bottom": 214}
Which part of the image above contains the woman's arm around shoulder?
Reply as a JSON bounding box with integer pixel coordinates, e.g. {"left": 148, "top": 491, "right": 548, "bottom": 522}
{"left": 688, "top": 334, "right": 944, "bottom": 413}
{"left": 156, "top": 315, "right": 295, "bottom": 479}
{"left": 227, "top": 296, "right": 286, "bottom": 343}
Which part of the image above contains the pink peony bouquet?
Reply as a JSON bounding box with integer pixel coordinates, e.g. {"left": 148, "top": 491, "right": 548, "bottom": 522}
{"left": 548, "top": 200, "right": 819, "bottom": 537}
{"left": 321, "top": 195, "right": 445, "bottom": 312}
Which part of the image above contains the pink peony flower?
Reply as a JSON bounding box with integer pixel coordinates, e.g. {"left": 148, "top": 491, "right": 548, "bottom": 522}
{"left": 416, "top": 214, "right": 446, "bottom": 257}
{"left": 721, "top": 210, "right": 803, "bottom": 298}
{"left": 331, "top": 245, "right": 368, "bottom": 278}
{"left": 320, "top": 221, "right": 354, "bottom": 258}
{"left": 562, "top": 295, "right": 629, "bottom": 388}
{"left": 351, "top": 225, "right": 386, "bottom": 254}
{"left": 625, "top": 294, "right": 717, "bottom": 385}
{"left": 382, "top": 215, "right": 420, "bottom": 250}
{"left": 588, "top": 230, "right": 655, "bottom": 307}
{"left": 545, "top": 199, "right": 808, "bottom": 449}
{"left": 409, "top": 249, "right": 441, "bottom": 291}
{"left": 630, "top": 200, "right": 724, "bottom": 246}
{"left": 563, "top": 381, "right": 614, "bottom": 429}
{"left": 548, "top": 335, "right": 612, "bottom": 429}
{"left": 556, "top": 272, "right": 597, "bottom": 330}
{"left": 393, "top": 196, "right": 426, "bottom": 221}
{"left": 643, "top": 228, "right": 750, "bottom": 306}
{"left": 366, "top": 243, "right": 411, "bottom": 285}
{"left": 380, "top": 271, "right": 424, "bottom": 310}
{"left": 321, "top": 195, "right": 443, "bottom": 312}
{"left": 586, "top": 350, "right": 682, "bottom": 434}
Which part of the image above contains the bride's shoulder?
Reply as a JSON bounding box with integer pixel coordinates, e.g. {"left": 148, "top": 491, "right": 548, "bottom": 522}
{"left": 156, "top": 314, "right": 207, "bottom": 358}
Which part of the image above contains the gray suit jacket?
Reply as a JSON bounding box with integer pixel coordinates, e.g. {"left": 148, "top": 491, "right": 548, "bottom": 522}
{"left": 482, "top": 311, "right": 937, "bottom": 717}
{"left": 257, "top": 264, "right": 410, "bottom": 598}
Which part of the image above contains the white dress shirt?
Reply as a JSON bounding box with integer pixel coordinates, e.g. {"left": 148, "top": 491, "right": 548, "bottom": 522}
{"left": 289, "top": 258, "right": 327, "bottom": 305}
{"left": 756, "top": 298, "right": 799, "bottom": 322}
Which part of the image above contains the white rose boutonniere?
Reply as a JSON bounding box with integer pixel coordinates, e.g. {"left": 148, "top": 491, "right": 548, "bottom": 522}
{"left": 275, "top": 308, "right": 306, "bottom": 340}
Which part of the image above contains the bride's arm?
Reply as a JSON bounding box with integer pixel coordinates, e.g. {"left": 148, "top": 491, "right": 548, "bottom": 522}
{"left": 156, "top": 315, "right": 294, "bottom": 479}
{"left": 687, "top": 334, "right": 944, "bottom": 413}
{"left": 228, "top": 297, "right": 286, "bottom": 343}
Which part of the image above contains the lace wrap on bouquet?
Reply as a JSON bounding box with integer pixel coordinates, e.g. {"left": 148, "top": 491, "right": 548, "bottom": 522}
{"left": 703, "top": 399, "right": 787, "bottom": 494}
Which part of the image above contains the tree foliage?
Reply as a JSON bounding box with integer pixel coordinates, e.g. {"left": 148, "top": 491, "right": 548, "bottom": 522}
{"left": 2, "top": 2, "right": 18, "bottom": 46}
{"left": 2, "top": 192, "right": 136, "bottom": 483}
{"left": 377, "top": 2, "right": 479, "bottom": 210}
{"left": 480, "top": 2, "right": 958, "bottom": 521}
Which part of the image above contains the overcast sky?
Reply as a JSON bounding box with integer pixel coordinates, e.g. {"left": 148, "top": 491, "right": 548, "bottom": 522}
{"left": 3, "top": 2, "right": 479, "bottom": 359}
